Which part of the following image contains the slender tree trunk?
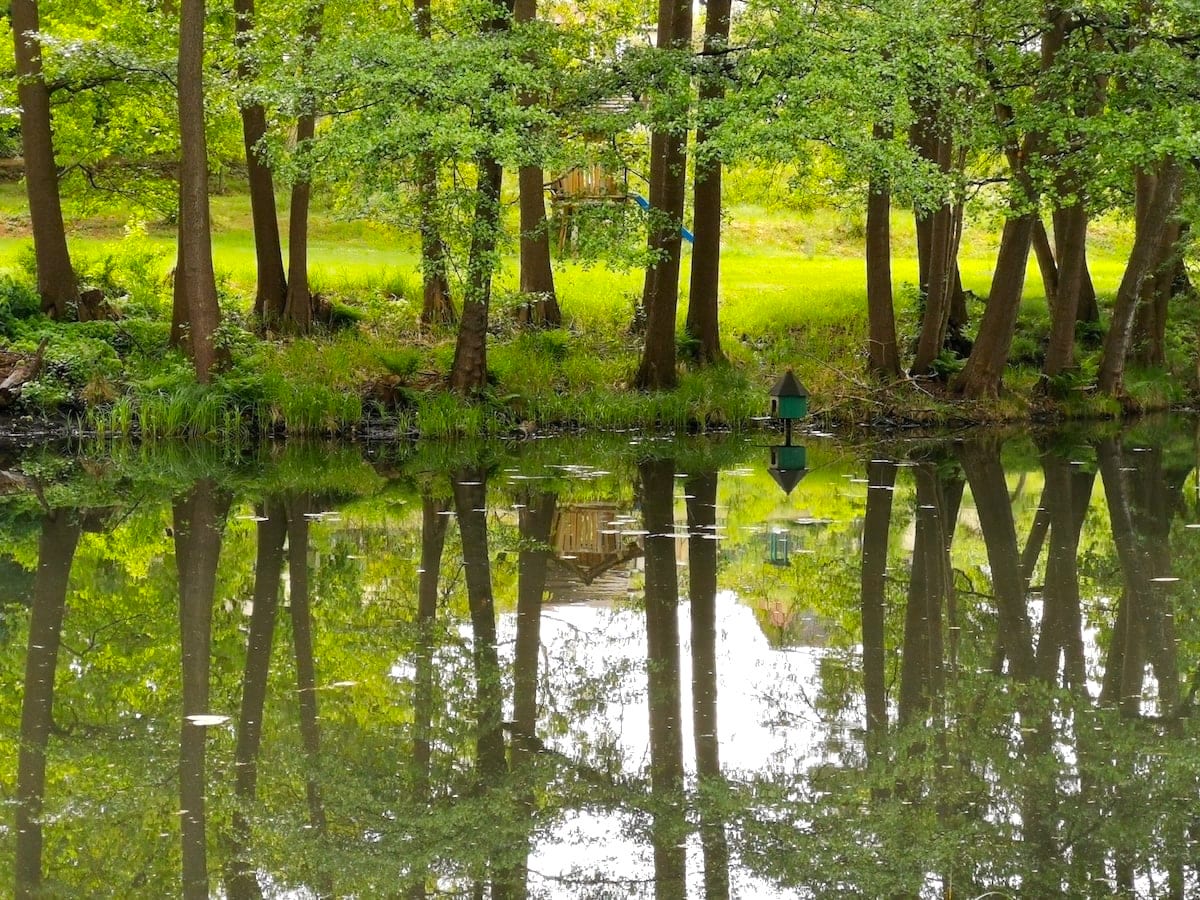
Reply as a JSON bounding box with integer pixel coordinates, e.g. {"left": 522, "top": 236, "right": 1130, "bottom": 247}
{"left": 683, "top": 0, "right": 732, "bottom": 366}
{"left": 11, "top": 0, "right": 77, "bottom": 318}
{"left": 15, "top": 511, "right": 81, "bottom": 900}
{"left": 449, "top": 0, "right": 514, "bottom": 393}
{"left": 866, "top": 125, "right": 900, "bottom": 377}
{"left": 173, "top": 0, "right": 223, "bottom": 382}
{"left": 513, "top": 0, "right": 559, "bottom": 328}
{"left": 633, "top": 0, "right": 693, "bottom": 390}
{"left": 1097, "top": 159, "right": 1183, "bottom": 395}
{"left": 952, "top": 214, "right": 1037, "bottom": 398}
{"left": 910, "top": 117, "right": 957, "bottom": 376}
{"left": 283, "top": 6, "right": 324, "bottom": 333}
{"left": 234, "top": 0, "right": 288, "bottom": 322}
{"left": 1032, "top": 217, "right": 1058, "bottom": 308}
{"left": 413, "top": 0, "right": 455, "bottom": 327}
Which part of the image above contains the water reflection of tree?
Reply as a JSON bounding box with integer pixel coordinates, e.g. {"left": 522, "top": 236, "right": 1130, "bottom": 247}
{"left": 15, "top": 509, "right": 82, "bottom": 899}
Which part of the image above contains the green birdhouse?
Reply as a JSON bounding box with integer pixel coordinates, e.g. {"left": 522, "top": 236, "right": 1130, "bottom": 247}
{"left": 769, "top": 370, "right": 809, "bottom": 421}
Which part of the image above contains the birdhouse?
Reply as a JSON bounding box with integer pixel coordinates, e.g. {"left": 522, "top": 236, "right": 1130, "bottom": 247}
{"left": 769, "top": 370, "right": 809, "bottom": 421}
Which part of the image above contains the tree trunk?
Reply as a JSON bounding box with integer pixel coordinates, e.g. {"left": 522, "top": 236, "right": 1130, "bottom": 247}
{"left": 1131, "top": 168, "right": 1180, "bottom": 369}
{"left": 11, "top": 0, "right": 77, "bottom": 319}
{"left": 448, "top": 155, "right": 503, "bottom": 393}
{"left": 513, "top": 0, "right": 559, "bottom": 328}
{"left": 865, "top": 125, "right": 900, "bottom": 377}
{"left": 910, "top": 117, "right": 958, "bottom": 376}
{"left": 633, "top": 0, "right": 693, "bottom": 390}
{"left": 952, "top": 213, "right": 1036, "bottom": 399}
{"left": 234, "top": 0, "right": 288, "bottom": 323}
{"left": 173, "top": 0, "right": 223, "bottom": 383}
{"left": 1032, "top": 217, "right": 1058, "bottom": 308}
{"left": 1042, "top": 204, "right": 1089, "bottom": 378}
{"left": 15, "top": 511, "right": 81, "bottom": 900}
{"left": 1097, "top": 159, "right": 1183, "bottom": 396}
{"left": 516, "top": 165, "right": 560, "bottom": 326}
{"left": 414, "top": 0, "right": 455, "bottom": 328}
{"left": 683, "top": 0, "right": 732, "bottom": 366}
{"left": 283, "top": 6, "right": 324, "bottom": 334}
{"left": 449, "top": 0, "right": 514, "bottom": 393}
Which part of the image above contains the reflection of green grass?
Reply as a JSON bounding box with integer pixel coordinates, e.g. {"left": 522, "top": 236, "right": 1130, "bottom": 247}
{"left": 0, "top": 178, "right": 1143, "bottom": 435}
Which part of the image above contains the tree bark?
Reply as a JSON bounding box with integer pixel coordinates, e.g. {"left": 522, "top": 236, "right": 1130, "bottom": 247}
{"left": 11, "top": 0, "right": 78, "bottom": 318}
{"left": 234, "top": 0, "right": 288, "bottom": 322}
{"left": 1032, "top": 217, "right": 1058, "bottom": 308}
{"left": 173, "top": 0, "right": 223, "bottom": 383}
{"left": 910, "top": 118, "right": 958, "bottom": 376}
{"left": 865, "top": 125, "right": 900, "bottom": 377}
{"left": 15, "top": 511, "right": 81, "bottom": 900}
{"left": 633, "top": 0, "right": 693, "bottom": 390}
{"left": 1097, "top": 159, "right": 1183, "bottom": 395}
{"left": 952, "top": 213, "right": 1036, "bottom": 398}
{"left": 683, "top": 0, "right": 732, "bottom": 366}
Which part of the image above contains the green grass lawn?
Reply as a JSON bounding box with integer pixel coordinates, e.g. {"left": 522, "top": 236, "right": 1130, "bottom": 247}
{"left": 0, "top": 175, "right": 1149, "bottom": 437}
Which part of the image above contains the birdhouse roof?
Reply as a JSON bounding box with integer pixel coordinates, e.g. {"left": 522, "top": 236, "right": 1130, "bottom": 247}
{"left": 769, "top": 370, "right": 809, "bottom": 398}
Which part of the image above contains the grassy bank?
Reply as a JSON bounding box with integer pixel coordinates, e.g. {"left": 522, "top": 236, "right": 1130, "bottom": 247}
{"left": 0, "top": 178, "right": 1184, "bottom": 439}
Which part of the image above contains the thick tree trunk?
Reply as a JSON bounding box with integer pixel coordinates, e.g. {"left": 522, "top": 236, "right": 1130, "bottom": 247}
{"left": 1097, "top": 160, "right": 1183, "bottom": 395}
{"left": 633, "top": 0, "right": 693, "bottom": 390}
{"left": 173, "top": 0, "right": 223, "bottom": 383}
{"left": 413, "top": 0, "right": 455, "bottom": 327}
{"left": 234, "top": 0, "right": 288, "bottom": 322}
{"left": 952, "top": 213, "right": 1036, "bottom": 399}
{"left": 684, "top": 0, "right": 732, "bottom": 366}
{"left": 11, "top": 0, "right": 77, "bottom": 319}
{"left": 1042, "top": 204, "right": 1089, "bottom": 378}
{"left": 866, "top": 125, "right": 899, "bottom": 377}
{"left": 1131, "top": 170, "right": 1180, "bottom": 369}
{"left": 15, "top": 511, "right": 81, "bottom": 900}
{"left": 910, "top": 118, "right": 959, "bottom": 375}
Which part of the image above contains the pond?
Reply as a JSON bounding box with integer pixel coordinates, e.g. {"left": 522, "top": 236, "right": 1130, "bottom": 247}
{"left": 1, "top": 420, "right": 1198, "bottom": 898}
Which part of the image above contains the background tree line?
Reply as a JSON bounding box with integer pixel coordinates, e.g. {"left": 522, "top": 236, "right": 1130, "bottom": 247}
{"left": 5, "top": 0, "right": 1200, "bottom": 401}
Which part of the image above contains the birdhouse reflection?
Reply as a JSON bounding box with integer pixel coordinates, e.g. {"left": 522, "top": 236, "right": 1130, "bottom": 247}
{"left": 767, "top": 527, "right": 791, "bottom": 566}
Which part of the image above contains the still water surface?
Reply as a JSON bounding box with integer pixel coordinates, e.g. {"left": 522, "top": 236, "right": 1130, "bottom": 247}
{"left": 1, "top": 421, "right": 1198, "bottom": 898}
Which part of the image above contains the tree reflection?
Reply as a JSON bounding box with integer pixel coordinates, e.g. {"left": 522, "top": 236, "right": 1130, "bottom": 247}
{"left": 639, "top": 458, "right": 686, "bottom": 900}
{"left": 15, "top": 509, "right": 82, "bottom": 900}
{"left": 174, "top": 479, "right": 231, "bottom": 900}
{"left": 685, "top": 470, "right": 729, "bottom": 900}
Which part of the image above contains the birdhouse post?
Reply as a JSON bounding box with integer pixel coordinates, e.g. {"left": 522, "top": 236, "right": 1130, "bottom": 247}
{"left": 769, "top": 370, "right": 809, "bottom": 446}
